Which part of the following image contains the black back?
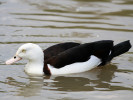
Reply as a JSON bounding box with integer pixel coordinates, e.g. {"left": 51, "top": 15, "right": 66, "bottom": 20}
{"left": 45, "top": 40, "right": 114, "bottom": 68}
{"left": 43, "top": 42, "right": 80, "bottom": 60}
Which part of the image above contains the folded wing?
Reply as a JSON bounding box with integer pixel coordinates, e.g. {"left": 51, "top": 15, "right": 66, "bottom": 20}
{"left": 45, "top": 40, "right": 114, "bottom": 68}
{"left": 43, "top": 42, "right": 80, "bottom": 60}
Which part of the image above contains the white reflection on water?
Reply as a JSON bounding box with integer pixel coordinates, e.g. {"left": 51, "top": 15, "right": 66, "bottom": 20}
{"left": 0, "top": 0, "right": 133, "bottom": 100}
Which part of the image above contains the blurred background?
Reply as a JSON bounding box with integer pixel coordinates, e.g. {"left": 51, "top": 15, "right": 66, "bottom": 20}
{"left": 0, "top": 0, "right": 133, "bottom": 100}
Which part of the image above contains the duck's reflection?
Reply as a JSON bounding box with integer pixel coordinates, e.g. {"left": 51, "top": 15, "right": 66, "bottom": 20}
{"left": 5, "top": 64, "right": 118, "bottom": 97}
{"left": 47, "top": 64, "right": 117, "bottom": 91}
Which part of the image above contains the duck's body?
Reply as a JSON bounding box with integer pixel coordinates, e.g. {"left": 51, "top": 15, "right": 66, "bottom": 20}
{"left": 6, "top": 40, "right": 131, "bottom": 76}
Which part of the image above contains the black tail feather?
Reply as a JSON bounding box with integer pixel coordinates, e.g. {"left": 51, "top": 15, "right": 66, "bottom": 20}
{"left": 108, "top": 40, "right": 131, "bottom": 61}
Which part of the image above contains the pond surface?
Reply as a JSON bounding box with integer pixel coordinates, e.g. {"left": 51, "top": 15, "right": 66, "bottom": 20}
{"left": 0, "top": 0, "right": 133, "bottom": 100}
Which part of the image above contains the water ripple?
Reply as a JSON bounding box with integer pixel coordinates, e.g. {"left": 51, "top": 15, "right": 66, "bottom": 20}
{"left": 0, "top": 0, "right": 133, "bottom": 99}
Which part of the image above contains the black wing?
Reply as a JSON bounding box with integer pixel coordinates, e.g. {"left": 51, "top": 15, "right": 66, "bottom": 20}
{"left": 45, "top": 40, "right": 114, "bottom": 68}
{"left": 43, "top": 42, "right": 80, "bottom": 60}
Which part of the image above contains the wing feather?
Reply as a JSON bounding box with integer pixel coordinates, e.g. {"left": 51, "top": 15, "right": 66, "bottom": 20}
{"left": 45, "top": 40, "right": 114, "bottom": 68}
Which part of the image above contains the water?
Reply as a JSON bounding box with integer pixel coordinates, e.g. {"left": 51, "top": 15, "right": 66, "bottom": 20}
{"left": 0, "top": 0, "right": 133, "bottom": 99}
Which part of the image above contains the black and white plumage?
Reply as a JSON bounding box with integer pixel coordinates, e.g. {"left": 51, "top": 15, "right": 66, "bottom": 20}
{"left": 6, "top": 40, "right": 131, "bottom": 76}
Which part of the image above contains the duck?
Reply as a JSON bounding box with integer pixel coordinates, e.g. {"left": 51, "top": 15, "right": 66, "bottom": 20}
{"left": 5, "top": 40, "right": 131, "bottom": 76}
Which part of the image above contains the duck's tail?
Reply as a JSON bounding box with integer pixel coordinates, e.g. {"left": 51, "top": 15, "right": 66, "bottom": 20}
{"left": 108, "top": 40, "right": 131, "bottom": 62}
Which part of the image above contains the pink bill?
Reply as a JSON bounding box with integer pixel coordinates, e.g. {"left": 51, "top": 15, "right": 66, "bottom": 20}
{"left": 5, "top": 56, "right": 22, "bottom": 65}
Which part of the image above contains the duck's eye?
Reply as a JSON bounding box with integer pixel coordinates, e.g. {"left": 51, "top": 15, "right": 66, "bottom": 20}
{"left": 14, "top": 56, "right": 16, "bottom": 59}
{"left": 22, "top": 49, "right": 26, "bottom": 53}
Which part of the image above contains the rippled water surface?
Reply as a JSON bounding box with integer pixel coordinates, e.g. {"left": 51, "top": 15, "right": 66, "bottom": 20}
{"left": 0, "top": 0, "right": 133, "bottom": 100}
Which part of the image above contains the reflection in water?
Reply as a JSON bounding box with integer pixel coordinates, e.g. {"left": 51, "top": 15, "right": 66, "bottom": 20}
{"left": 5, "top": 77, "right": 44, "bottom": 97}
{"left": 3, "top": 64, "right": 132, "bottom": 97}
{"left": 0, "top": 0, "right": 133, "bottom": 99}
{"left": 48, "top": 64, "right": 117, "bottom": 92}
{"left": 17, "top": 77, "right": 44, "bottom": 97}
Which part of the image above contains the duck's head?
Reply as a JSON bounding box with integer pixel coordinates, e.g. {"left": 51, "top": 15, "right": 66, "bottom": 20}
{"left": 6, "top": 43, "right": 44, "bottom": 65}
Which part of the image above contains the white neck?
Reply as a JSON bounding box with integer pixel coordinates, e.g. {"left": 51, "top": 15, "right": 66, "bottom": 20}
{"left": 24, "top": 47, "right": 44, "bottom": 76}
{"left": 24, "top": 59, "right": 44, "bottom": 76}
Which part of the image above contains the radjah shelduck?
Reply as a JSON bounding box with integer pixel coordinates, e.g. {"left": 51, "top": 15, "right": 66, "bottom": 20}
{"left": 6, "top": 40, "right": 131, "bottom": 76}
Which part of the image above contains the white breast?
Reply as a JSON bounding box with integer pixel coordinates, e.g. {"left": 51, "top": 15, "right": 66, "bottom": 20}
{"left": 48, "top": 55, "right": 101, "bottom": 75}
{"left": 24, "top": 63, "right": 44, "bottom": 76}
